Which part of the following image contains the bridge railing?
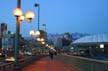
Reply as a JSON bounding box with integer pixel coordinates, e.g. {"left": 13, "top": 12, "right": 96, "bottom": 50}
{"left": 58, "top": 55, "right": 108, "bottom": 71}
{"left": 0, "top": 55, "right": 46, "bottom": 71}
{"left": 0, "top": 62, "right": 14, "bottom": 71}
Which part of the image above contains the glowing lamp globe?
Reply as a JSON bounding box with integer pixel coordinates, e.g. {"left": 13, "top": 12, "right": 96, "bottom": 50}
{"left": 46, "top": 44, "right": 48, "bottom": 47}
{"left": 29, "top": 30, "right": 35, "bottom": 36}
{"left": 37, "top": 38, "right": 41, "bottom": 41}
{"left": 19, "top": 15, "right": 24, "bottom": 21}
{"left": 13, "top": 8, "right": 23, "bottom": 17}
{"left": 42, "top": 42, "right": 45, "bottom": 44}
{"left": 25, "top": 11, "right": 35, "bottom": 22}
{"left": 35, "top": 30, "right": 40, "bottom": 36}
{"left": 41, "top": 38, "right": 44, "bottom": 42}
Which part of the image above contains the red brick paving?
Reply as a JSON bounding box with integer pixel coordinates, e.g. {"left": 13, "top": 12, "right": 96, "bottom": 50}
{"left": 21, "top": 57, "right": 79, "bottom": 71}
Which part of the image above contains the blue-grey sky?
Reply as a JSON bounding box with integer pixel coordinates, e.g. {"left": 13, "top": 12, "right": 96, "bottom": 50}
{"left": 0, "top": 0, "right": 108, "bottom": 37}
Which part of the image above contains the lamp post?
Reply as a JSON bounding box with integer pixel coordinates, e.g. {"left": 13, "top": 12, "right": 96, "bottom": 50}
{"left": 42, "top": 24, "right": 46, "bottom": 40}
{"left": 42, "top": 24, "right": 46, "bottom": 32}
{"left": 34, "top": 3, "right": 40, "bottom": 30}
{"left": 13, "top": 0, "right": 35, "bottom": 66}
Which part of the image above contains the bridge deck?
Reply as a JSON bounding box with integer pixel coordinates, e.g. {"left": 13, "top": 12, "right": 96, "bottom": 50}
{"left": 21, "top": 56, "right": 79, "bottom": 71}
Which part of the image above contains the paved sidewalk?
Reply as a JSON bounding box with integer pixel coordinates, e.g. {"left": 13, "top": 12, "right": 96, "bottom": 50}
{"left": 21, "top": 56, "right": 79, "bottom": 71}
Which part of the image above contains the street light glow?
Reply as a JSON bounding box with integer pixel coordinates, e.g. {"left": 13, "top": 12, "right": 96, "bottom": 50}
{"left": 35, "top": 30, "right": 40, "bottom": 36}
{"left": 19, "top": 15, "right": 24, "bottom": 21}
{"left": 25, "top": 11, "right": 35, "bottom": 22}
{"left": 41, "top": 38, "right": 44, "bottom": 42}
{"left": 46, "top": 44, "right": 48, "bottom": 47}
{"left": 42, "top": 42, "right": 45, "bottom": 44}
{"left": 29, "top": 30, "right": 35, "bottom": 36}
{"left": 13, "top": 8, "right": 23, "bottom": 17}
{"left": 37, "top": 38, "right": 41, "bottom": 41}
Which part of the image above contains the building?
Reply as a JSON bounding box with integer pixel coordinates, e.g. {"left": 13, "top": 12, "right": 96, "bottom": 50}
{"left": 2, "top": 31, "right": 15, "bottom": 49}
{"left": 0, "top": 23, "right": 7, "bottom": 49}
{"left": 70, "top": 34, "right": 108, "bottom": 56}
{"left": 53, "top": 37, "right": 63, "bottom": 51}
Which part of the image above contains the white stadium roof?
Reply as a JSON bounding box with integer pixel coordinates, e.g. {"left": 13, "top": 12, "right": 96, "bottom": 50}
{"left": 73, "top": 34, "right": 108, "bottom": 43}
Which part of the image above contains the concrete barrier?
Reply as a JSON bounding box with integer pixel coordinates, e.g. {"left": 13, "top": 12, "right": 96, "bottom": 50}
{"left": 58, "top": 55, "right": 108, "bottom": 71}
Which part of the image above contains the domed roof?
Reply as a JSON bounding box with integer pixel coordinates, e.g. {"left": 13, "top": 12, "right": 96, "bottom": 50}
{"left": 73, "top": 34, "right": 108, "bottom": 43}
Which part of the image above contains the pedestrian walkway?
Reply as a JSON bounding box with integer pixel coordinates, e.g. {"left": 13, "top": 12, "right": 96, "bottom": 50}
{"left": 21, "top": 56, "right": 79, "bottom": 71}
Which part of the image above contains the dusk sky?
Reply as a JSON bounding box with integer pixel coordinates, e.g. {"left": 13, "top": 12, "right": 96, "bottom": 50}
{"left": 0, "top": 0, "right": 108, "bottom": 37}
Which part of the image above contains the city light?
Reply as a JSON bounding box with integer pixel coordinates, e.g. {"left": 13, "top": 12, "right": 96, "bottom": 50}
{"left": 100, "top": 44, "right": 104, "bottom": 48}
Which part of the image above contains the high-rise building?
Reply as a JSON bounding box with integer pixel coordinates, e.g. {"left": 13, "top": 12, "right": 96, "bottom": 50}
{"left": 0, "top": 23, "right": 7, "bottom": 49}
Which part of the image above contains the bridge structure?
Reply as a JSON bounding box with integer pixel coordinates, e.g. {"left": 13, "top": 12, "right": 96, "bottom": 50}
{"left": 0, "top": 53, "right": 108, "bottom": 71}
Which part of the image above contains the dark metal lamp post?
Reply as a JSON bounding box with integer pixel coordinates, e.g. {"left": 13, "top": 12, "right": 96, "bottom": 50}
{"left": 34, "top": 3, "right": 40, "bottom": 30}
{"left": 13, "top": 0, "right": 35, "bottom": 66}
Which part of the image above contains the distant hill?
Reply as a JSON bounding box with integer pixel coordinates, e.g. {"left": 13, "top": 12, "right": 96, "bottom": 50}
{"left": 24, "top": 33, "right": 89, "bottom": 41}
{"left": 47, "top": 33, "right": 89, "bottom": 41}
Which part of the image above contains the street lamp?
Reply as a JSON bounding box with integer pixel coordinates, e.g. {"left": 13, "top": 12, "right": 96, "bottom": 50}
{"left": 25, "top": 11, "right": 35, "bottom": 22}
{"left": 34, "top": 3, "right": 48, "bottom": 54}
{"left": 13, "top": 0, "right": 35, "bottom": 65}
{"left": 42, "top": 24, "right": 46, "bottom": 40}
{"left": 40, "top": 38, "right": 45, "bottom": 42}
{"left": 34, "top": 3, "right": 41, "bottom": 40}
{"left": 29, "top": 30, "right": 35, "bottom": 37}
{"left": 37, "top": 38, "right": 41, "bottom": 41}
{"left": 37, "top": 37, "right": 45, "bottom": 42}
{"left": 35, "top": 30, "right": 40, "bottom": 36}
{"left": 34, "top": 3, "right": 40, "bottom": 30}
{"left": 42, "top": 24, "right": 46, "bottom": 32}
{"left": 42, "top": 41, "right": 45, "bottom": 44}
{"left": 13, "top": 8, "right": 22, "bottom": 17}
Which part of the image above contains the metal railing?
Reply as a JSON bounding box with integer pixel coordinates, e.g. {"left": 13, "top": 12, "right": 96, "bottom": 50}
{"left": 58, "top": 55, "right": 108, "bottom": 71}
{"left": 0, "top": 55, "right": 46, "bottom": 71}
{"left": 0, "top": 62, "right": 14, "bottom": 71}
